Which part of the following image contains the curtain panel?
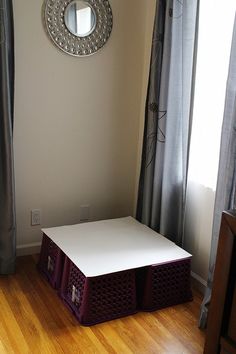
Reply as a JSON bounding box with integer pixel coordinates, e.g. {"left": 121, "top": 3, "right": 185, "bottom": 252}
{"left": 199, "top": 15, "right": 236, "bottom": 328}
{"left": 137, "top": 0, "right": 199, "bottom": 246}
{"left": 0, "top": 0, "right": 16, "bottom": 274}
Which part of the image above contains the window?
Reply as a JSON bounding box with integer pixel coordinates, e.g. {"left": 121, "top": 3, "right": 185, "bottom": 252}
{"left": 188, "top": 1, "right": 235, "bottom": 190}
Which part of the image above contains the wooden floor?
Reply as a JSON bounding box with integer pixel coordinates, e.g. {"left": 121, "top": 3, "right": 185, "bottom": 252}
{"left": 0, "top": 256, "right": 205, "bottom": 354}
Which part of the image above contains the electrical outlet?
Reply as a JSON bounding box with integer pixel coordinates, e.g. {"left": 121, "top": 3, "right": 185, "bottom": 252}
{"left": 79, "top": 205, "right": 90, "bottom": 222}
{"left": 31, "top": 209, "right": 41, "bottom": 226}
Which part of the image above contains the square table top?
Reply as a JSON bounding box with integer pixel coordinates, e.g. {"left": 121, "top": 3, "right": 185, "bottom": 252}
{"left": 42, "top": 216, "right": 191, "bottom": 277}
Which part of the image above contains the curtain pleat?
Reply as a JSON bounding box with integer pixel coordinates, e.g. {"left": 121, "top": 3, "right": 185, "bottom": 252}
{"left": 199, "top": 15, "right": 236, "bottom": 328}
{"left": 137, "top": 0, "right": 199, "bottom": 246}
{"left": 0, "top": 0, "right": 16, "bottom": 274}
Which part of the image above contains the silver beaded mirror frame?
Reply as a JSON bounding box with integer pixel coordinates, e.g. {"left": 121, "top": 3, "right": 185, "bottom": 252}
{"left": 43, "top": 0, "right": 113, "bottom": 57}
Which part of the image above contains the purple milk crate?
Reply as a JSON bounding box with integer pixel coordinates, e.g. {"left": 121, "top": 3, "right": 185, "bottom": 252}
{"left": 38, "top": 234, "right": 65, "bottom": 289}
{"left": 137, "top": 258, "right": 193, "bottom": 311}
{"left": 59, "top": 256, "right": 137, "bottom": 326}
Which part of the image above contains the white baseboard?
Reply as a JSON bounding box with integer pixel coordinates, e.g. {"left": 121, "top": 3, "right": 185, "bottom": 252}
{"left": 191, "top": 271, "right": 207, "bottom": 294}
{"left": 16, "top": 242, "right": 41, "bottom": 257}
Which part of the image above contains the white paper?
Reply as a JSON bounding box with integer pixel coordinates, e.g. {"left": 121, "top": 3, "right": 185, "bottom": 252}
{"left": 42, "top": 217, "right": 191, "bottom": 277}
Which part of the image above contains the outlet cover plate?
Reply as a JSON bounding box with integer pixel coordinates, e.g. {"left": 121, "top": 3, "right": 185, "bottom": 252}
{"left": 31, "top": 209, "right": 41, "bottom": 226}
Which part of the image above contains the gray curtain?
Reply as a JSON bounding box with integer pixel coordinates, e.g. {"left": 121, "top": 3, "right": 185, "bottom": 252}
{"left": 137, "top": 0, "right": 199, "bottom": 246}
{"left": 0, "top": 0, "right": 16, "bottom": 274}
{"left": 199, "top": 15, "right": 236, "bottom": 329}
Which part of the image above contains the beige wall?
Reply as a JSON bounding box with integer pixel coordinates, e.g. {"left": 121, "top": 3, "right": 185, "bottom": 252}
{"left": 13, "top": 0, "right": 211, "bottom": 288}
{"left": 13, "top": 0, "right": 155, "bottom": 252}
{"left": 184, "top": 182, "right": 215, "bottom": 285}
{"left": 134, "top": 0, "right": 156, "bottom": 207}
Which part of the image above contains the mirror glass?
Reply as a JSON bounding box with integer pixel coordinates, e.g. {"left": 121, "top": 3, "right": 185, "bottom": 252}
{"left": 64, "top": 1, "right": 96, "bottom": 37}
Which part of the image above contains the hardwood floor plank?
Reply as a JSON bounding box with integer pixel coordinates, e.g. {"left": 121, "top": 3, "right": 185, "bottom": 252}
{"left": 97, "top": 322, "right": 134, "bottom": 354}
{"left": 0, "top": 289, "right": 28, "bottom": 353}
{"left": 156, "top": 307, "right": 204, "bottom": 353}
{"left": 133, "top": 312, "right": 188, "bottom": 353}
{"left": 113, "top": 316, "right": 166, "bottom": 353}
{"left": 0, "top": 256, "right": 205, "bottom": 353}
{"left": 0, "top": 306, "right": 16, "bottom": 354}
{"left": 90, "top": 326, "right": 117, "bottom": 354}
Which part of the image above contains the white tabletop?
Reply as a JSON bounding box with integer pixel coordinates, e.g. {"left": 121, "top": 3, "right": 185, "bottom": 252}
{"left": 42, "top": 217, "right": 191, "bottom": 277}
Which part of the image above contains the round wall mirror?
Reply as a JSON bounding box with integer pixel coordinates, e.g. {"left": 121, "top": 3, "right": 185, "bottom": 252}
{"left": 64, "top": 1, "right": 96, "bottom": 38}
{"left": 43, "top": 0, "right": 113, "bottom": 57}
